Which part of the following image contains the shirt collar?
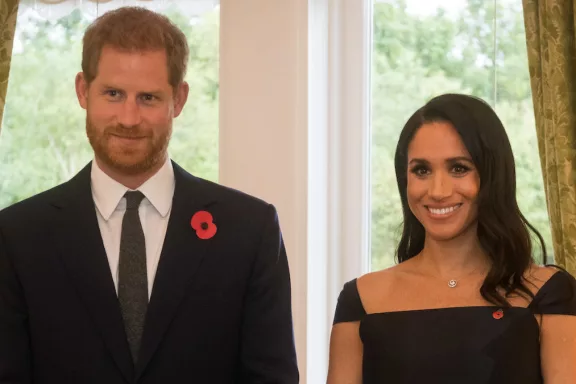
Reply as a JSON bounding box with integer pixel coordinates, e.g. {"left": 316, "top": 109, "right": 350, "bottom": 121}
{"left": 90, "top": 157, "right": 175, "bottom": 221}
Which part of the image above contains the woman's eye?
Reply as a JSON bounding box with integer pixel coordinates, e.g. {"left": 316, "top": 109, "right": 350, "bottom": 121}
{"left": 410, "top": 166, "right": 429, "bottom": 176}
{"left": 453, "top": 165, "right": 469, "bottom": 174}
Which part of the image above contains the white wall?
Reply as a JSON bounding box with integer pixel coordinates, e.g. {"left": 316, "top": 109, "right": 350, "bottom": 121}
{"left": 219, "top": 0, "right": 310, "bottom": 379}
{"left": 219, "top": 2, "right": 371, "bottom": 382}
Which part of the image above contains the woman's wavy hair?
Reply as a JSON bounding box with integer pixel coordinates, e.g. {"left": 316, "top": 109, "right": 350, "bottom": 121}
{"left": 394, "top": 93, "right": 546, "bottom": 306}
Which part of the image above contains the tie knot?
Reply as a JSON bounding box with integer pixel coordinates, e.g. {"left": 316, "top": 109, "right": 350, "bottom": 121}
{"left": 124, "top": 191, "right": 145, "bottom": 210}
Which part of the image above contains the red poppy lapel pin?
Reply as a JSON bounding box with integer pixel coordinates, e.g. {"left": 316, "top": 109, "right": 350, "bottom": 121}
{"left": 191, "top": 210, "right": 217, "bottom": 240}
{"left": 492, "top": 309, "right": 504, "bottom": 320}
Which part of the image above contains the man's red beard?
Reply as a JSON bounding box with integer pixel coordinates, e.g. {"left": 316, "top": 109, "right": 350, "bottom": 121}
{"left": 86, "top": 118, "right": 171, "bottom": 175}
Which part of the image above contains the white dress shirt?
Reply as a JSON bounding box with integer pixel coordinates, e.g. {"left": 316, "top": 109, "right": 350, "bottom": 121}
{"left": 90, "top": 158, "right": 175, "bottom": 299}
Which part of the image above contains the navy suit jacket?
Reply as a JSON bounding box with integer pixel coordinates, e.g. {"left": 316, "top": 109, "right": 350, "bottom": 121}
{"left": 0, "top": 161, "right": 298, "bottom": 383}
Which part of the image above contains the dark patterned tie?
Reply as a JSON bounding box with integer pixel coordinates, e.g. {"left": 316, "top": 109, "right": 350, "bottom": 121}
{"left": 118, "top": 191, "right": 148, "bottom": 363}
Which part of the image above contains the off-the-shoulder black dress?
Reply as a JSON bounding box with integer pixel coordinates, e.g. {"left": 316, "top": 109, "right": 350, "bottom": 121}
{"left": 333, "top": 269, "right": 576, "bottom": 383}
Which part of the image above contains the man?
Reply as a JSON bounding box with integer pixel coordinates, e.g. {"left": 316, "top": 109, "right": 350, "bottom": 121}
{"left": 0, "top": 7, "right": 298, "bottom": 384}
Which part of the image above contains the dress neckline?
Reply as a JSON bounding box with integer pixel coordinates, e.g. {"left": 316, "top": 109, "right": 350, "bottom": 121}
{"left": 358, "top": 268, "right": 566, "bottom": 317}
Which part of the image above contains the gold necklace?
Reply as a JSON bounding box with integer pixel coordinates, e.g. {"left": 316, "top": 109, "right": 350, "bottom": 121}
{"left": 446, "top": 265, "right": 485, "bottom": 288}
{"left": 416, "top": 254, "right": 487, "bottom": 288}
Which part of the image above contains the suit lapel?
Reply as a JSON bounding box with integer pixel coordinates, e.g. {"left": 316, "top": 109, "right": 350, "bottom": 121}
{"left": 51, "top": 163, "right": 134, "bottom": 383}
{"left": 135, "top": 163, "right": 215, "bottom": 379}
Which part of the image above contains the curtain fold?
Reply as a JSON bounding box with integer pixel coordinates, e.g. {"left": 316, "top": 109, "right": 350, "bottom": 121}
{"left": 523, "top": 0, "right": 576, "bottom": 275}
{"left": 0, "top": 0, "right": 19, "bottom": 133}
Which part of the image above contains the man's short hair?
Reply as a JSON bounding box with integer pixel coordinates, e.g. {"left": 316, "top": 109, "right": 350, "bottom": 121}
{"left": 81, "top": 6, "right": 189, "bottom": 88}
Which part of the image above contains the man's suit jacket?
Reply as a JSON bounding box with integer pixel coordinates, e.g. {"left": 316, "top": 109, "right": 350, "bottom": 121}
{"left": 0, "top": 161, "right": 298, "bottom": 383}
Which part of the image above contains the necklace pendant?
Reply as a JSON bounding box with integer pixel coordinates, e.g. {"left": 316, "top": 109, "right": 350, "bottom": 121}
{"left": 448, "top": 279, "right": 457, "bottom": 288}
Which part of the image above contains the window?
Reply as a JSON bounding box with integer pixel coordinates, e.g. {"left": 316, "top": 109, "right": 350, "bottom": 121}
{"left": 369, "top": 0, "right": 553, "bottom": 270}
{"left": 0, "top": 1, "right": 219, "bottom": 209}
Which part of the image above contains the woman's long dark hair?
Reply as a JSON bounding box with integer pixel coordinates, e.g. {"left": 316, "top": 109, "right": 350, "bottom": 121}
{"left": 394, "top": 93, "right": 546, "bottom": 307}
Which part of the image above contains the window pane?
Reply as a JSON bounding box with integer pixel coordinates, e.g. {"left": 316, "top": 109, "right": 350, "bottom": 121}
{"left": 0, "top": 3, "right": 219, "bottom": 209}
{"left": 370, "top": 0, "right": 553, "bottom": 270}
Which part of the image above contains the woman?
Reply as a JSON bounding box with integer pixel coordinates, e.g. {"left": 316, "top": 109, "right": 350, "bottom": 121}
{"left": 327, "top": 94, "right": 576, "bottom": 383}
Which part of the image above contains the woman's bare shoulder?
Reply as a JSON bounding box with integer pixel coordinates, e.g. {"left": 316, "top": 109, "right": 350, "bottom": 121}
{"left": 357, "top": 263, "right": 403, "bottom": 288}
{"left": 355, "top": 261, "right": 417, "bottom": 309}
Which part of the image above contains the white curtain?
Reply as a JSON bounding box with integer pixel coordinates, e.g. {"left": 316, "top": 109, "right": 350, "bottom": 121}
{"left": 18, "top": 0, "right": 219, "bottom": 20}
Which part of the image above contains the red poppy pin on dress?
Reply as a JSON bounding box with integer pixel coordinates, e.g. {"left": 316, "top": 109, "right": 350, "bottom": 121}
{"left": 492, "top": 309, "right": 504, "bottom": 320}
{"left": 191, "top": 211, "right": 217, "bottom": 239}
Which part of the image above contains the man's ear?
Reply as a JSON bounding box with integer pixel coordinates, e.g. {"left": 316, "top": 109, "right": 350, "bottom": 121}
{"left": 173, "top": 81, "right": 190, "bottom": 118}
{"left": 75, "top": 72, "right": 89, "bottom": 110}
